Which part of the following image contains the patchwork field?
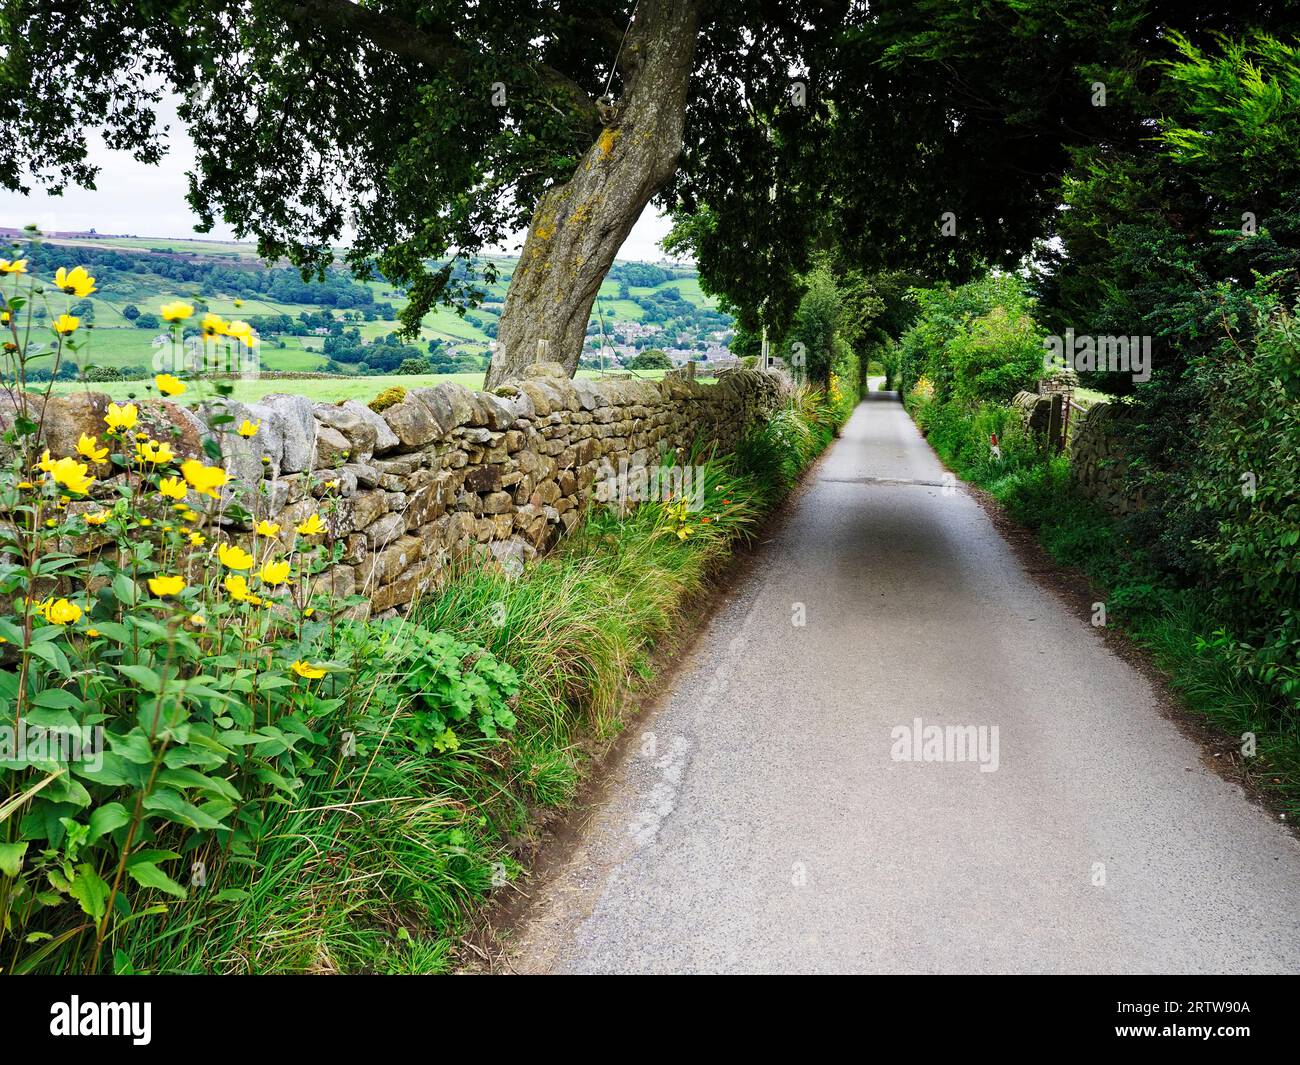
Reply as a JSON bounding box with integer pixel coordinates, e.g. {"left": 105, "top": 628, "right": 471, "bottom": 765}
{"left": 46, "top": 368, "right": 670, "bottom": 404}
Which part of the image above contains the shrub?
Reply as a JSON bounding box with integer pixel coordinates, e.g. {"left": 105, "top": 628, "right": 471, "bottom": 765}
{"left": 1177, "top": 303, "right": 1300, "bottom": 707}
{"left": 368, "top": 385, "right": 407, "bottom": 412}
{"left": 629, "top": 348, "right": 671, "bottom": 370}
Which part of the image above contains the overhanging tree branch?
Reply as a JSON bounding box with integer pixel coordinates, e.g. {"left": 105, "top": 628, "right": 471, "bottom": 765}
{"left": 285, "top": 0, "right": 600, "bottom": 125}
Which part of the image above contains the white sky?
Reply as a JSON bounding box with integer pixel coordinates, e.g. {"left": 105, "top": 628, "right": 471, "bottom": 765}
{"left": 0, "top": 111, "right": 677, "bottom": 263}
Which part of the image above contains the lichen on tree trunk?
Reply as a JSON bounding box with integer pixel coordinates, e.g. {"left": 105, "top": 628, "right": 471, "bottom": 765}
{"left": 484, "top": 0, "right": 702, "bottom": 389}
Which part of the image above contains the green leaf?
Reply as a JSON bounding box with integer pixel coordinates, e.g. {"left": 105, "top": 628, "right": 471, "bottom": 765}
{"left": 27, "top": 639, "right": 71, "bottom": 678}
{"left": 68, "top": 862, "right": 110, "bottom": 921}
{"left": 112, "top": 572, "right": 138, "bottom": 606}
{"left": 117, "top": 664, "right": 162, "bottom": 693}
{"left": 142, "top": 788, "right": 226, "bottom": 830}
{"left": 0, "top": 840, "right": 28, "bottom": 877}
{"left": 33, "top": 687, "right": 82, "bottom": 709}
{"left": 87, "top": 802, "right": 130, "bottom": 844}
{"left": 126, "top": 859, "right": 187, "bottom": 899}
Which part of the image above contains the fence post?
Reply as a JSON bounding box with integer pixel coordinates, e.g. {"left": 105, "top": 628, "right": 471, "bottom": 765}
{"left": 1048, "top": 393, "right": 1064, "bottom": 453}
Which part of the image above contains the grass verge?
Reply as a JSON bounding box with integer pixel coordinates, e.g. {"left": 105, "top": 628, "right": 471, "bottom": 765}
{"left": 906, "top": 392, "right": 1300, "bottom": 825}
{"left": 111, "top": 383, "right": 850, "bottom": 973}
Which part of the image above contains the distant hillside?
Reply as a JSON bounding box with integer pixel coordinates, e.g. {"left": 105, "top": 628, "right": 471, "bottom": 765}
{"left": 3, "top": 233, "right": 732, "bottom": 380}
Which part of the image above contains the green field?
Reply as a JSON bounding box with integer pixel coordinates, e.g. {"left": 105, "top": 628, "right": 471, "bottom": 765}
{"left": 22, "top": 235, "right": 725, "bottom": 381}
{"left": 46, "top": 368, "right": 669, "bottom": 405}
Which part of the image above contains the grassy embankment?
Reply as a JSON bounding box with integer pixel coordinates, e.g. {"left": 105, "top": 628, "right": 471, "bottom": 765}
{"left": 107, "top": 384, "right": 852, "bottom": 973}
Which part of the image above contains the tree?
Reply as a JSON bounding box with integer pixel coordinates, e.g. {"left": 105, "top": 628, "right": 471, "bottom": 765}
{"left": 121, "top": 303, "right": 140, "bottom": 321}
{"left": 629, "top": 348, "right": 671, "bottom": 369}
{"left": 0, "top": 0, "right": 874, "bottom": 387}
{"left": 396, "top": 357, "right": 432, "bottom": 375}
{"left": 668, "top": 1, "right": 1300, "bottom": 342}
{"left": 134, "top": 313, "right": 161, "bottom": 330}
{"left": 783, "top": 265, "right": 840, "bottom": 386}
{"left": 9, "top": 1, "right": 1283, "bottom": 389}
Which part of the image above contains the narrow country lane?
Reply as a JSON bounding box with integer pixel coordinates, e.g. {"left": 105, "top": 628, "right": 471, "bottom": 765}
{"left": 511, "top": 395, "right": 1300, "bottom": 975}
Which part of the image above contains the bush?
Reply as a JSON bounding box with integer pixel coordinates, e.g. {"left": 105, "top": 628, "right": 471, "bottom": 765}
{"left": 368, "top": 385, "right": 407, "bottom": 412}
{"left": 629, "top": 348, "right": 671, "bottom": 370}
{"left": 1175, "top": 302, "right": 1300, "bottom": 707}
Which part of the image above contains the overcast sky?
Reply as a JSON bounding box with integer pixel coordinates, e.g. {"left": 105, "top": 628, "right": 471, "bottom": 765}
{"left": 0, "top": 111, "right": 676, "bottom": 262}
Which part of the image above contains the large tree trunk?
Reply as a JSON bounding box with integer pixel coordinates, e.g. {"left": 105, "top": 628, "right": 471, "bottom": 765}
{"left": 484, "top": 0, "right": 702, "bottom": 388}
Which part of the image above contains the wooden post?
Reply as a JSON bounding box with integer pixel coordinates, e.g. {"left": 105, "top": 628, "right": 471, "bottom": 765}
{"left": 1048, "top": 393, "right": 1064, "bottom": 453}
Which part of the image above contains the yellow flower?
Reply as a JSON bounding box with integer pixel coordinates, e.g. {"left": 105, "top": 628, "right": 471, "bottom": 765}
{"left": 189, "top": 614, "right": 206, "bottom": 627}
{"left": 225, "top": 320, "right": 256, "bottom": 346}
{"left": 54, "top": 265, "right": 96, "bottom": 298}
{"left": 1, "top": 311, "right": 10, "bottom": 324}
{"left": 188, "top": 532, "right": 206, "bottom": 546}
{"left": 104, "top": 403, "right": 139, "bottom": 432}
{"left": 48, "top": 456, "right": 95, "bottom": 495}
{"left": 180, "top": 459, "right": 228, "bottom": 499}
{"left": 236, "top": 419, "right": 259, "bottom": 438}
{"left": 291, "top": 660, "right": 327, "bottom": 680}
{"left": 147, "top": 574, "right": 186, "bottom": 597}
{"left": 676, "top": 524, "right": 693, "bottom": 541}
{"left": 200, "top": 312, "right": 228, "bottom": 337}
{"left": 52, "top": 314, "right": 80, "bottom": 335}
{"left": 258, "top": 559, "right": 291, "bottom": 585}
{"left": 217, "top": 543, "right": 254, "bottom": 570}
{"left": 161, "top": 301, "right": 195, "bottom": 322}
{"left": 84, "top": 510, "right": 109, "bottom": 526}
{"left": 223, "top": 574, "right": 263, "bottom": 605}
{"left": 254, "top": 520, "right": 280, "bottom": 537}
{"left": 43, "top": 598, "right": 82, "bottom": 625}
{"left": 295, "top": 513, "right": 325, "bottom": 536}
{"left": 85, "top": 628, "right": 101, "bottom": 638}
{"left": 303, "top": 607, "right": 315, "bottom": 618}
{"left": 233, "top": 298, "right": 244, "bottom": 308}
{"left": 182, "top": 509, "right": 199, "bottom": 523}
{"left": 0, "top": 258, "right": 28, "bottom": 274}
{"left": 75, "top": 433, "right": 108, "bottom": 463}
{"left": 155, "top": 373, "right": 186, "bottom": 396}
{"left": 158, "top": 476, "right": 187, "bottom": 501}
{"left": 34, "top": 450, "right": 54, "bottom": 473}
{"left": 135, "top": 439, "right": 174, "bottom": 465}
{"left": 16, "top": 481, "right": 32, "bottom": 489}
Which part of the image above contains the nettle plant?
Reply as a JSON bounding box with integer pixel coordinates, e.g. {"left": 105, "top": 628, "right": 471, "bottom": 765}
{"left": 0, "top": 255, "right": 517, "bottom": 972}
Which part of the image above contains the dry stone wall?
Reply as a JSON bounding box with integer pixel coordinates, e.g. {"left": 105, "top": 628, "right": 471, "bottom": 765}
{"left": 25, "top": 366, "right": 789, "bottom": 620}
{"left": 1068, "top": 401, "right": 1146, "bottom": 516}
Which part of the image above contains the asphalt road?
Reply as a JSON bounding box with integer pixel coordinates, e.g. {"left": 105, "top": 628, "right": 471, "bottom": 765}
{"left": 512, "top": 394, "right": 1300, "bottom": 974}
